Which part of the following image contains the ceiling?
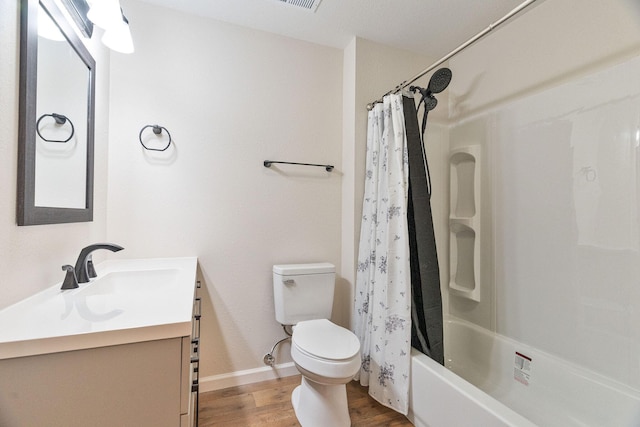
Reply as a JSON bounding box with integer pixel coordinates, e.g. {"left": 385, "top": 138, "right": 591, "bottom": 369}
{"left": 135, "top": 0, "right": 527, "bottom": 59}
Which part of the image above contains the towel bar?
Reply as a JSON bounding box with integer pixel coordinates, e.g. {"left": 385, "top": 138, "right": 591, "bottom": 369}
{"left": 264, "top": 160, "right": 334, "bottom": 172}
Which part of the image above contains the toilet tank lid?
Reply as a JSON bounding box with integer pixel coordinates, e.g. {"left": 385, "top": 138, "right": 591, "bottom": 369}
{"left": 273, "top": 263, "right": 335, "bottom": 275}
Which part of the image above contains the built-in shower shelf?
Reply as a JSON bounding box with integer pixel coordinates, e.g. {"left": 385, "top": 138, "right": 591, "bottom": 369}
{"left": 449, "top": 146, "right": 481, "bottom": 302}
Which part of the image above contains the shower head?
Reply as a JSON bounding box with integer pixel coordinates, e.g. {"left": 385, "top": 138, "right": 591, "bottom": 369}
{"left": 427, "top": 68, "right": 452, "bottom": 94}
{"left": 408, "top": 68, "right": 452, "bottom": 101}
{"left": 424, "top": 95, "right": 438, "bottom": 111}
{"left": 408, "top": 86, "right": 438, "bottom": 111}
{"left": 409, "top": 67, "right": 451, "bottom": 117}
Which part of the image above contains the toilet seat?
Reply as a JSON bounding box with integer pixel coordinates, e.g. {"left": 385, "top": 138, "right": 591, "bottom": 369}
{"left": 292, "top": 319, "right": 361, "bottom": 381}
{"left": 293, "top": 319, "right": 360, "bottom": 360}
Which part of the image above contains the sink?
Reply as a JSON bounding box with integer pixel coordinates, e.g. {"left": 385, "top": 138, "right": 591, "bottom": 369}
{"left": 79, "top": 268, "right": 180, "bottom": 296}
{"left": 0, "top": 257, "right": 198, "bottom": 360}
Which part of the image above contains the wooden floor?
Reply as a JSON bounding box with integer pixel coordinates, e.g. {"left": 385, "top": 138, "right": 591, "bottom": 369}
{"left": 198, "top": 375, "right": 414, "bottom": 426}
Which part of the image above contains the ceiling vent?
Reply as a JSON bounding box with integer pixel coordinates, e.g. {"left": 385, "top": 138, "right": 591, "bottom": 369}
{"left": 277, "top": 0, "right": 323, "bottom": 12}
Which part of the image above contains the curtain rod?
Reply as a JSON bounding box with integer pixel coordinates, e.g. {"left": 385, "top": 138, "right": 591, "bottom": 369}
{"left": 366, "top": 0, "right": 541, "bottom": 111}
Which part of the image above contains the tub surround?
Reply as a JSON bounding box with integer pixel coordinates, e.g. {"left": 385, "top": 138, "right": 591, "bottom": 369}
{"left": 0, "top": 257, "right": 198, "bottom": 359}
{"left": 444, "top": 319, "right": 640, "bottom": 427}
{"left": 408, "top": 346, "right": 536, "bottom": 427}
{"left": 408, "top": 320, "right": 640, "bottom": 426}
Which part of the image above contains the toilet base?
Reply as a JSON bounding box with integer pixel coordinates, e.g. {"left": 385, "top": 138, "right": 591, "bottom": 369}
{"left": 291, "top": 376, "right": 351, "bottom": 427}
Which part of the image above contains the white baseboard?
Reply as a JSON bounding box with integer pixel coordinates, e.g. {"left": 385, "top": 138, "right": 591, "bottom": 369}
{"left": 199, "top": 362, "right": 299, "bottom": 392}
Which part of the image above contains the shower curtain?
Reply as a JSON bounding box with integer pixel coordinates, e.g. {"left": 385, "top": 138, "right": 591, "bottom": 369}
{"left": 403, "top": 97, "right": 444, "bottom": 365}
{"left": 353, "top": 93, "right": 412, "bottom": 414}
{"left": 354, "top": 92, "right": 444, "bottom": 414}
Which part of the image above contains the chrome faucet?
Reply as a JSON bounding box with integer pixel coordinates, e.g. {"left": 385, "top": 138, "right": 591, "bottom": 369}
{"left": 60, "top": 265, "right": 79, "bottom": 290}
{"left": 74, "top": 243, "right": 124, "bottom": 283}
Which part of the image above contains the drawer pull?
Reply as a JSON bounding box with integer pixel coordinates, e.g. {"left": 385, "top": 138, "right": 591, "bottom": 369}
{"left": 193, "top": 298, "right": 202, "bottom": 318}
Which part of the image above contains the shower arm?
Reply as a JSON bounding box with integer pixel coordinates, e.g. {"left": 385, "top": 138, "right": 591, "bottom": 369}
{"left": 366, "top": 0, "right": 543, "bottom": 110}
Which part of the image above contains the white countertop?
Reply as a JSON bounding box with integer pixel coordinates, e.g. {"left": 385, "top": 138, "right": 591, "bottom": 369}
{"left": 0, "top": 257, "right": 198, "bottom": 360}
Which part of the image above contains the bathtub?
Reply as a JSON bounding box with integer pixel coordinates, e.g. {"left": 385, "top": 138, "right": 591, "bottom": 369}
{"left": 407, "top": 319, "right": 640, "bottom": 427}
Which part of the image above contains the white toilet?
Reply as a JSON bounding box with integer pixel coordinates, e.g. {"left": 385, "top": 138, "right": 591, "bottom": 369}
{"left": 273, "top": 263, "right": 361, "bottom": 427}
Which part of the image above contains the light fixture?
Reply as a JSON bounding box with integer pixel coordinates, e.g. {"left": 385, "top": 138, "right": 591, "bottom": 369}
{"left": 101, "top": 13, "right": 134, "bottom": 54}
{"left": 87, "top": 0, "right": 122, "bottom": 30}
{"left": 87, "top": 0, "right": 134, "bottom": 54}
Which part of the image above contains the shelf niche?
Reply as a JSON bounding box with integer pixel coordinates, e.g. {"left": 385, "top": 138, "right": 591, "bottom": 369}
{"left": 449, "top": 146, "right": 481, "bottom": 302}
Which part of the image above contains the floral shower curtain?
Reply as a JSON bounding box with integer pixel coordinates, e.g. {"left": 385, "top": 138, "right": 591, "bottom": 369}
{"left": 353, "top": 93, "right": 412, "bottom": 414}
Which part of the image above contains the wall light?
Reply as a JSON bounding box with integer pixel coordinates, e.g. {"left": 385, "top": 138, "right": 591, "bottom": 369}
{"left": 101, "top": 13, "right": 134, "bottom": 54}
{"left": 87, "top": 0, "right": 121, "bottom": 30}
{"left": 87, "top": 0, "right": 134, "bottom": 54}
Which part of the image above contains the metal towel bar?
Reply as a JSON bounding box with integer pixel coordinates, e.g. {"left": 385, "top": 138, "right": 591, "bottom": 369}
{"left": 263, "top": 160, "right": 334, "bottom": 172}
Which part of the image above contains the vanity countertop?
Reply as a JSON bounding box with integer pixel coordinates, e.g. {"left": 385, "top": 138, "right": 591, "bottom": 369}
{"left": 0, "top": 257, "right": 198, "bottom": 360}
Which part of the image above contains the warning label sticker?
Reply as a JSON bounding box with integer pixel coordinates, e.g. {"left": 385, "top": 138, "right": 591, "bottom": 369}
{"left": 514, "top": 351, "right": 532, "bottom": 386}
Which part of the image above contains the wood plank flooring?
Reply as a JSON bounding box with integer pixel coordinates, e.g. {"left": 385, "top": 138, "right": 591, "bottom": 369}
{"left": 198, "top": 374, "right": 413, "bottom": 426}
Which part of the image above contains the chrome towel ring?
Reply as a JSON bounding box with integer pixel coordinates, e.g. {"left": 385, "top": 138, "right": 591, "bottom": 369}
{"left": 36, "top": 113, "right": 75, "bottom": 143}
{"left": 139, "top": 124, "right": 172, "bottom": 151}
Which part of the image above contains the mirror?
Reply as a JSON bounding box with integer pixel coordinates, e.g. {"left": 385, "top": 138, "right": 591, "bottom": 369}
{"left": 17, "top": 0, "right": 95, "bottom": 225}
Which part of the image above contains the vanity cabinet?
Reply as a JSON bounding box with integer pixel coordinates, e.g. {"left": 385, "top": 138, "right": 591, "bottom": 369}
{"left": 0, "top": 257, "right": 200, "bottom": 427}
{"left": 0, "top": 338, "right": 187, "bottom": 426}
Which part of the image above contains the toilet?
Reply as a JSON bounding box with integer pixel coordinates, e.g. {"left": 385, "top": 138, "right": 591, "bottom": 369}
{"left": 273, "top": 263, "right": 361, "bottom": 427}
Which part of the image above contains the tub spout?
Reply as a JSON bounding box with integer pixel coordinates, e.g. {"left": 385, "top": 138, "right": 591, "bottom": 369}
{"left": 74, "top": 243, "right": 124, "bottom": 283}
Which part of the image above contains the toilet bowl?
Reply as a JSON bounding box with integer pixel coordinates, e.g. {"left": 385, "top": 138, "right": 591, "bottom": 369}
{"left": 290, "top": 319, "right": 360, "bottom": 427}
{"left": 272, "top": 263, "right": 361, "bottom": 426}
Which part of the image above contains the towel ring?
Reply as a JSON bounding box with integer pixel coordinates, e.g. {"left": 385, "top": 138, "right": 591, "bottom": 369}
{"left": 36, "top": 113, "right": 75, "bottom": 143}
{"left": 139, "top": 124, "right": 172, "bottom": 151}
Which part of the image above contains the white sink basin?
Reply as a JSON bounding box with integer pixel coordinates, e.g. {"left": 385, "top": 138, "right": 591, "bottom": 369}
{"left": 0, "top": 257, "right": 198, "bottom": 360}
{"left": 79, "top": 268, "right": 180, "bottom": 296}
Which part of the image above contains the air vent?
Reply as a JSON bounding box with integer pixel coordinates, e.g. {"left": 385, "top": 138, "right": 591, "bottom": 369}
{"left": 277, "top": 0, "right": 323, "bottom": 12}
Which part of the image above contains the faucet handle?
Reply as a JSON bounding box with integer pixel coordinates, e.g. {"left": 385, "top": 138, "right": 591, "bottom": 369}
{"left": 61, "top": 265, "right": 79, "bottom": 290}
{"left": 86, "top": 254, "right": 97, "bottom": 278}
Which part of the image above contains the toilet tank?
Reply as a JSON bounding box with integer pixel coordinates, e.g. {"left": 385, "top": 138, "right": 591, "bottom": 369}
{"left": 273, "top": 263, "right": 336, "bottom": 325}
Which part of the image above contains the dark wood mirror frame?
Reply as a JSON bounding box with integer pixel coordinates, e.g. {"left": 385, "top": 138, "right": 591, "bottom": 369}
{"left": 17, "top": 0, "right": 96, "bottom": 226}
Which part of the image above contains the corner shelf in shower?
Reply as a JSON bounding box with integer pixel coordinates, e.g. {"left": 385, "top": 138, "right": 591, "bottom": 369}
{"left": 449, "top": 146, "right": 481, "bottom": 302}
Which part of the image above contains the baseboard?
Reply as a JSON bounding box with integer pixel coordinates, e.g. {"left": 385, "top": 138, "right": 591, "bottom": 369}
{"left": 199, "top": 362, "right": 299, "bottom": 392}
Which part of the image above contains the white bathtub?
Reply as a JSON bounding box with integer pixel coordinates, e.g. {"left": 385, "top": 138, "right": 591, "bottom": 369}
{"left": 407, "top": 319, "right": 640, "bottom": 427}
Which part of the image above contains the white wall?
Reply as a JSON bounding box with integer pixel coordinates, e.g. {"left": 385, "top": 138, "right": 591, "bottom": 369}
{"left": 0, "top": 1, "right": 110, "bottom": 310}
{"left": 3, "top": 0, "right": 442, "bottom": 389}
{"left": 447, "top": 0, "right": 640, "bottom": 389}
{"left": 107, "top": 0, "right": 344, "bottom": 379}
{"left": 108, "top": 1, "right": 444, "bottom": 383}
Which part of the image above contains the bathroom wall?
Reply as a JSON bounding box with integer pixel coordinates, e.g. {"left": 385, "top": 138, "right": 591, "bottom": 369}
{"left": 447, "top": 0, "right": 640, "bottom": 389}
{"left": 108, "top": 1, "right": 442, "bottom": 385}
{"left": 1, "top": 0, "right": 446, "bottom": 389}
{"left": 0, "top": 1, "right": 110, "bottom": 310}
{"left": 107, "top": 0, "right": 344, "bottom": 381}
